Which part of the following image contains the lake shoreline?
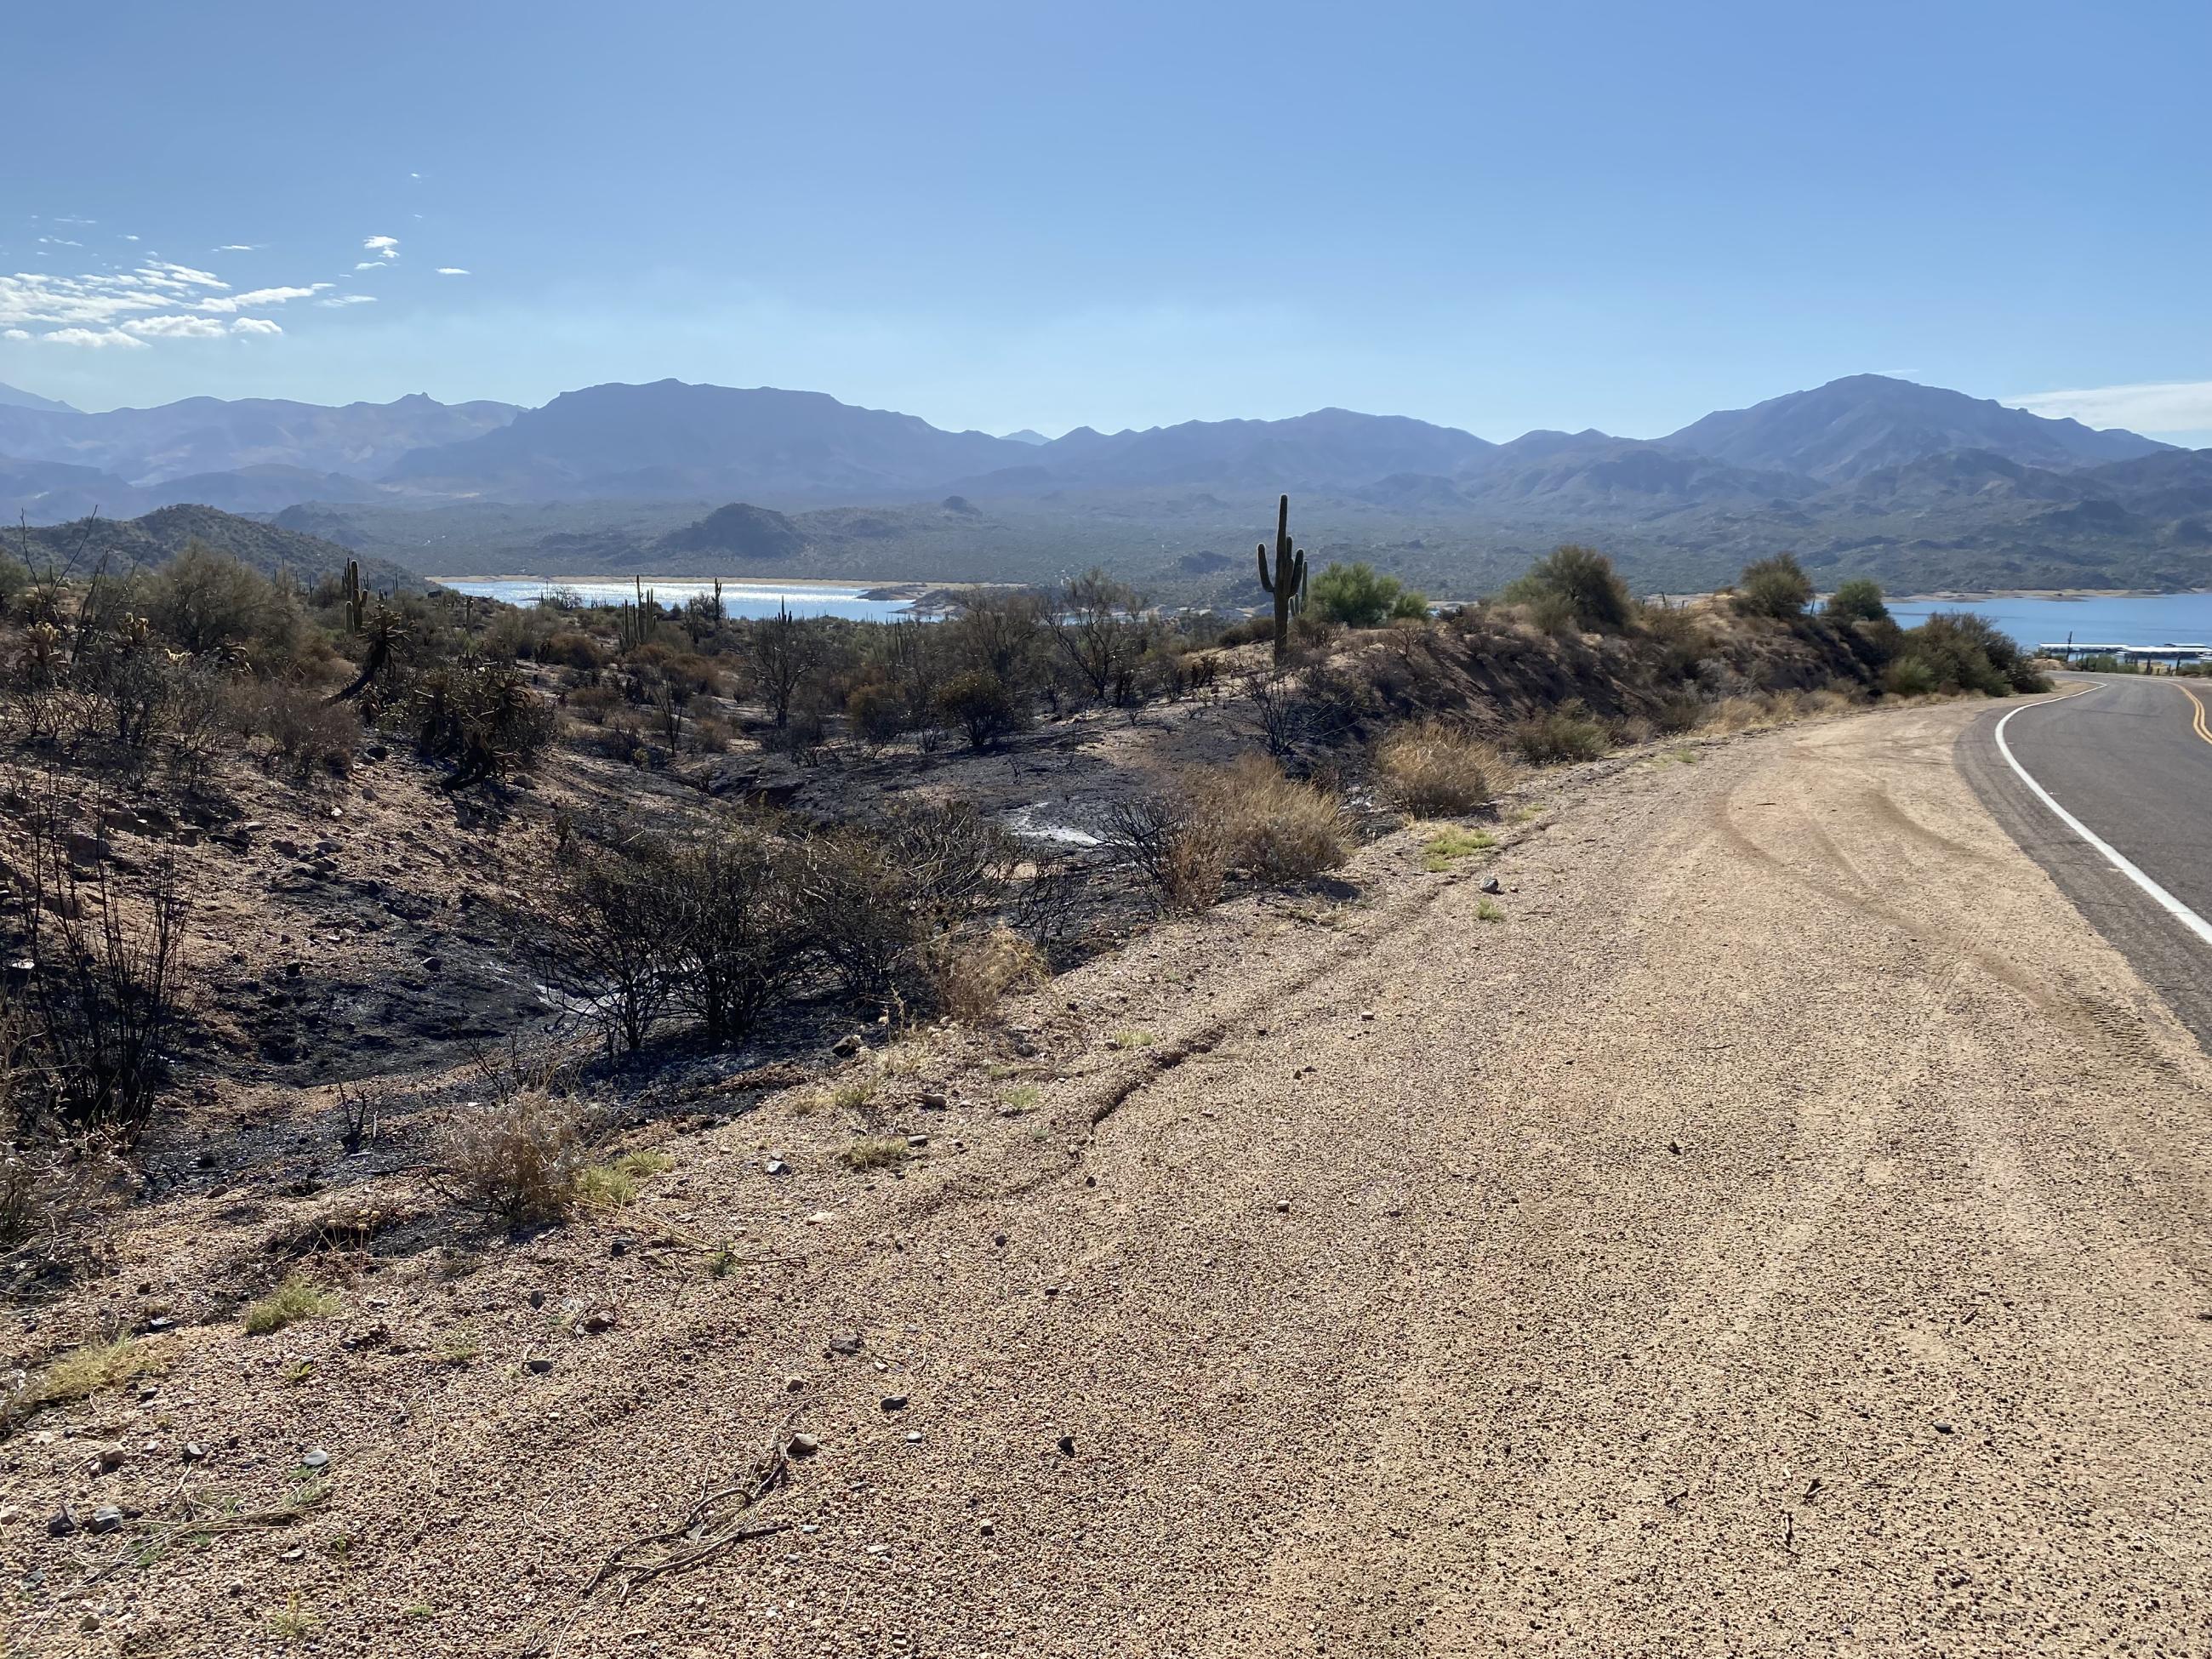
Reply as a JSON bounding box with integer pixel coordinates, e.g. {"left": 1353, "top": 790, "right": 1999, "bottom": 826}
{"left": 1889, "top": 586, "right": 2212, "bottom": 602}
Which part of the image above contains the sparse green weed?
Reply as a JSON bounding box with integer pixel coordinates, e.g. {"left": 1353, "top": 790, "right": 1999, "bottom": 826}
{"left": 271, "top": 1593, "right": 320, "bottom": 1641}
{"left": 1421, "top": 827, "right": 1495, "bottom": 871}
{"left": 838, "top": 1136, "right": 910, "bottom": 1172}
{"left": 244, "top": 1276, "right": 339, "bottom": 1336}
{"left": 578, "top": 1149, "right": 676, "bottom": 1211}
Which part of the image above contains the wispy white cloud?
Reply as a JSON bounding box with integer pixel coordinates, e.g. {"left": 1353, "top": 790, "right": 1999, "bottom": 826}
{"left": 37, "top": 237, "right": 83, "bottom": 248}
{"left": 123, "top": 314, "right": 228, "bottom": 339}
{"left": 2009, "top": 379, "right": 2212, "bottom": 436}
{"left": 134, "top": 261, "right": 227, "bottom": 292}
{"left": 362, "top": 234, "right": 400, "bottom": 259}
{"left": 197, "top": 283, "right": 328, "bottom": 314}
{"left": 122, "top": 234, "right": 140, "bottom": 242}
{"left": 40, "top": 327, "right": 148, "bottom": 349}
{"left": 1, "top": 247, "right": 367, "bottom": 352}
{"left": 316, "top": 294, "right": 378, "bottom": 307}
{"left": 436, "top": 267, "right": 470, "bottom": 276}
{"left": 214, "top": 242, "right": 258, "bottom": 252}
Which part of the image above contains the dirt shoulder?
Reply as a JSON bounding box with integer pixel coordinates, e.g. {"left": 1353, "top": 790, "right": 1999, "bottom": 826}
{"left": 12, "top": 697, "right": 2212, "bottom": 1656}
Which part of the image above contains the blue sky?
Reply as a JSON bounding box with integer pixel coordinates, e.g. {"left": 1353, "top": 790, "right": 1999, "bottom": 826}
{"left": 8, "top": 0, "right": 2210, "bottom": 444}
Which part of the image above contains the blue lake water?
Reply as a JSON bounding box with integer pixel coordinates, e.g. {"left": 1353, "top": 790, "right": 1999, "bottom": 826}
{"left": 1888, "top": 591, "right": 2212, "bottom": 649}
{"left": 435, "top": 577, "right": 917, "bottom": 622}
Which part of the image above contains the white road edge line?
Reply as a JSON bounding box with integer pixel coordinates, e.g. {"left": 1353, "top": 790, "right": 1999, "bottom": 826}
{"left": 1994, "top": 686, "right": 2212, "bottom": 949}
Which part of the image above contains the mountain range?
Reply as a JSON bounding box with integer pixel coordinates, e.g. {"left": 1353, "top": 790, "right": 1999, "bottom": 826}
{"left": 2, "top": 373, "right": 2205, "bottom": 596}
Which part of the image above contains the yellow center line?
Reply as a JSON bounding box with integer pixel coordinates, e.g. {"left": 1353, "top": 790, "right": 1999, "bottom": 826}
{"left": 2183, "top": 681, "right": 2212, "bottom": 747}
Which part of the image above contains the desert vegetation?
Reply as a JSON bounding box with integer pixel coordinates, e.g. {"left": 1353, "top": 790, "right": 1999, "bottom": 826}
{"left": 0, "top": 508, "right": 2043, "bottom": 1611}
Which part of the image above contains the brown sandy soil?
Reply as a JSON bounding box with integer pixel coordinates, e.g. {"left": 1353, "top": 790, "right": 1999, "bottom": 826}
{"left": 9, "top": 696, "right": 2212, "bottom": 1656}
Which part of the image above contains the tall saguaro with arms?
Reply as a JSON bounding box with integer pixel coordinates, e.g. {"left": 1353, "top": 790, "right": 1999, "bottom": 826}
{"left": 1257, "top": 493, "right": 1308, "bottom": 666}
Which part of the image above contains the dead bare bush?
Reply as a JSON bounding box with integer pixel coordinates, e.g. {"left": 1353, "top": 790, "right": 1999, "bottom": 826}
{"left": 6, "top": 786, "right": 188, "bottom": 1143}
{"left": 1102, "top": 793, "right": 1229, "bottom": 912}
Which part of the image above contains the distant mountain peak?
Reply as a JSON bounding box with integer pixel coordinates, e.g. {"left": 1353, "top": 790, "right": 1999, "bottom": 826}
{"left": 0, "top": 380, "right": 77, "bottom": 414}
{"left": 1662, "top": 374, "right": 2169, "bottom": 482}
{"left": 1001, "top": 428, "right": 1051, "bottom": 445}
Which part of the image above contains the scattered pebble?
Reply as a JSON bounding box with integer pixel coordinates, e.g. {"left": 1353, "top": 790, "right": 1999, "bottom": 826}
{"left": 525, "top": 1358, "right": 554, "bottom": 1375}
{"left": 904, "top": 1430, "right": 922, "bottom": 1444}
{"left": 1057, "top": 1434, "right": 1076, "bottom": 1457}
{"left": 90, "top": 1507, "right": 124, "bottom": 1535}
{"left": 788, "top": 1433, "right": 821, "bottom": 1458}
{"left": 300, "top": 1450, "right": 330, "bottom": 1471}
{"left": 830, "top": 1331, "right": 864, "bottom": 1356}
{"left": 881, "top": 1394, "right": 909, "bottom": 1412}
{"left": 1275, "top": 1200, "right": 1291, "bottom": 1214}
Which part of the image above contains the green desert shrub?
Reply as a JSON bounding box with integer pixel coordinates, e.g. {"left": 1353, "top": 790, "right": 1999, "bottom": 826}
{"left": 1826, "top": 577, "right": 1890, "bottom": 624}
{"left": 1733, "top": 553, "right": 1816, "bottom": 619}
{"left": 1502, "top": 545, "right": 1635, "bottom": 633}
{"left": 1309, "top": 562, "right": 1430, "bottom": 628}
{"left": 933, "top": 669, "right": 1022, "bottom": 750}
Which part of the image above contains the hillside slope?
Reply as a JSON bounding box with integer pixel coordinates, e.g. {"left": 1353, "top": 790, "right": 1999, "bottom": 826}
{"left": 14, "top": 504, "right": 423, "bottom": 590}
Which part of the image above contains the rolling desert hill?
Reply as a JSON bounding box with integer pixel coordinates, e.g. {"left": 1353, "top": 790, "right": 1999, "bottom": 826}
{"left": 13, "top": 503, "right": 424, "bottom": 592}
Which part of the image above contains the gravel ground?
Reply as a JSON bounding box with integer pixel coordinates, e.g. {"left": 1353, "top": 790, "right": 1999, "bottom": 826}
{"left": 10, "top": 696, "right": 2211, "bottom": 1656}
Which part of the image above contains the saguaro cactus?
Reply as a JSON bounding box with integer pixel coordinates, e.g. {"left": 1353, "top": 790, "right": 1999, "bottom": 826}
{"left": 1256, "top": 493, "right": 1307, "bottom": 665}
{"left": 340, "top": 558, "right": 368, "bottom": 635}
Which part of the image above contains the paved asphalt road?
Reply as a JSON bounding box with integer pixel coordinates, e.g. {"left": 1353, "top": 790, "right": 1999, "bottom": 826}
{"left": 1959, "top": 671, "right": 2212, "bottom": 1048}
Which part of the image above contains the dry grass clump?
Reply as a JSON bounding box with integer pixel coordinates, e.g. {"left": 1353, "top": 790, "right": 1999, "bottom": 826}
{"left": 1704, "top": 694, "right": 1776, "bottom": 735}
{"left": 9, "top": 1336, "right": 161, "bottom": 1421}
{"left": 838, "top": 1136, "right": 912, "bottom": 1172}
{"left": 1375, "top": 721, "right": 1510, "bottom": 814}
{"left": 1650, "top": 692, "right": 1705, "bottom": 735}
{"left": 243, "top": 1274, "right": 340, "bottom": 1335}
{"left": 1200, "top": 754, "right": 1351, "bottom": 881}
{"left": 440, "top": 1090, "right": 590, "bottom": 1223}
{"left": 1510, "top": 702, "right": 1610, "bottom": 766}
{"left": 1, "top": 1135, "right": 127, "bottom": 1270}
{"left": 926, "top": 925, "right": 1047, "bottom": 1022}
